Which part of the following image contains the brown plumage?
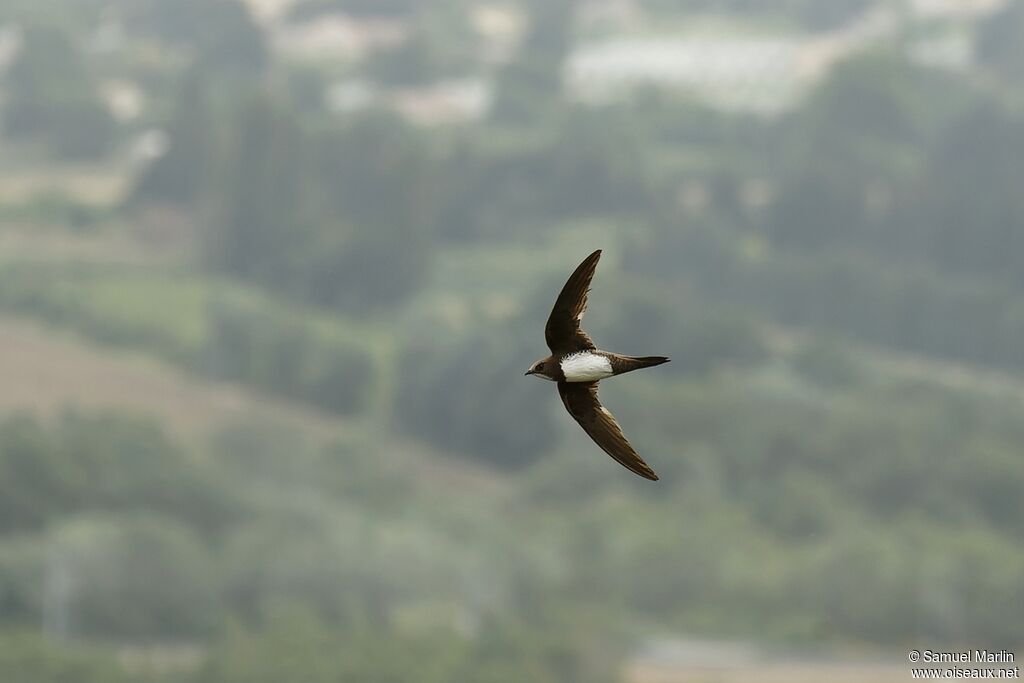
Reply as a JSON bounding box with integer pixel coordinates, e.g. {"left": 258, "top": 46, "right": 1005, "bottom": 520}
{"left": 544, "top": 249, "right": 599, "bottom": 355}
{"left": 557, "top": 381, "right": 660, "bottom": 481}
{"left": 526, "top": 249, "right": 669, "bottom": 481}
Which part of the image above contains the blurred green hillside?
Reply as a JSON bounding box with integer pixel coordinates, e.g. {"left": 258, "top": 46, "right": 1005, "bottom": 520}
{"left": 1, "top": 0, "right": 1023, "bottom": 681}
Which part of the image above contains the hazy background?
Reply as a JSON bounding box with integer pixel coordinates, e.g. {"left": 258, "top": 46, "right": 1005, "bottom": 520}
{"left": 0, "top": 0, "right": 1022, "bottom": 681}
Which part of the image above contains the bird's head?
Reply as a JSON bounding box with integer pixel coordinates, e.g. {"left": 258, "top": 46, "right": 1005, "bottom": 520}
{"left": 525, "top": 356, "right": 557, "bottom": 381}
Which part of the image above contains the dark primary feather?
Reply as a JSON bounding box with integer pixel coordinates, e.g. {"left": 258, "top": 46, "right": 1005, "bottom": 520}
{"left": 557, "top": 381, "right": 659, "bottom": 481}
{"left": 545, "top": 249, "right": 601, "bottom": 355}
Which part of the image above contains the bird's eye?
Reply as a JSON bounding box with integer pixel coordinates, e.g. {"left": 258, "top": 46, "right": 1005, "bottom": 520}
{"left": 535, "top": 364, "right": 543, "bottom": 372}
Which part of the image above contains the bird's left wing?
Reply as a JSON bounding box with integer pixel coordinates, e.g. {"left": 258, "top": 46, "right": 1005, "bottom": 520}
{"left": 557, "top": 381, "right": 659, "bottom": 481}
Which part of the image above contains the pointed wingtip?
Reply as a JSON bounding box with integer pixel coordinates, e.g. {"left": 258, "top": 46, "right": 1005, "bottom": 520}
{"left": 632, "top": 462, "right": 660, "bottom": 481}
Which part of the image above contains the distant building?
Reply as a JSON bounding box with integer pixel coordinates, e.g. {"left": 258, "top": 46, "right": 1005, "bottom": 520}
{"left": 101, "top": 80, "right": 145, "bottom": 123}
{"left": 577, "top": 0, "right": 644, "bottom": 32}
{"left": 0, "top": 24, "right": 20, "bottom": 74}
{"left": 470, "top": 2, "right": 526, "bottom": 64}
{"left": 390, "top": 79, "right": 493, "bottom": 126}
{"left": 566, "top": 36, "right": 806, "bottom": 114}
{"left": 327, "top": 78, "right": 492, "bottom": 126}
{"left": 565, "top": 8, "right": 911, "bottom": 114}
{"left": 909, "top": 0, "right": 1007, "bottom": 18}
{"left": 242, "top": 0, "right": 300, "bottom": 25}
{"left": 274, "top": 14, "right": 410, "bottom": 62}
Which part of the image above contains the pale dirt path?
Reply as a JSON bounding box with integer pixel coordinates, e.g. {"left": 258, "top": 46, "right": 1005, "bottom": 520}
{"left": 0, "top": 314, "right": 345, "bottom": 440}
{"left": 628, "top": 660, "right": 917, "bottom": 683}
{"left": 765, "top": 324, "right": 1024, "bottom": 407}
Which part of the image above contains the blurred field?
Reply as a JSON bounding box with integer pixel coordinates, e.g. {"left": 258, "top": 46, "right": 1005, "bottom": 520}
{"left": 2, "top": 1, "right": 1024, "bottom": 682}
{"left": 0, "top": 315, "right": 342, "bottom": 438}
{"left": 0, "top": 164, "right": 128, "bottom": 204}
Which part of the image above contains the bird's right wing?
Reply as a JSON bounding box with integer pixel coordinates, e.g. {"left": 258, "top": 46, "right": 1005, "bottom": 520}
{"left": 557, "top": 381, "right": 659, "bottom": 481}
{"left": 545, "top": 250, "right": 600, "bottom": 354}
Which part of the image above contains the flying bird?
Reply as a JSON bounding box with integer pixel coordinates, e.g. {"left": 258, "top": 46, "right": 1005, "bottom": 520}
{"left": 525, "top": 249, "right": 669, "bottom": 481}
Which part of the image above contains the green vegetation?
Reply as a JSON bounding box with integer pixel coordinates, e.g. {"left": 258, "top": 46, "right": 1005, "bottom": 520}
{"left": 0, "top": 265, "right": 380, "bottom": 415}
{"left": 0, "top": 633, "right": 134, "bottom": 683}
{"left": 976, "top": 0, "right": 1024, "bottom": 90}
{"left": 287, "top": 0, "right": 421, "bottom": 21}
{"left": 3, "top": 24, "right": 114, "bottom": 159}
{"left": 121, "top": 0, "right": 267, "bottom": 76}
{"left": 0, "top": 0, "right": 1022, "bottom": 680}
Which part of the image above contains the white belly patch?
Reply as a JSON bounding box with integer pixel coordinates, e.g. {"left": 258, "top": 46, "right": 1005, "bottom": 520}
{"left": 561, "top": 352, "right": 613, "bottom": 382}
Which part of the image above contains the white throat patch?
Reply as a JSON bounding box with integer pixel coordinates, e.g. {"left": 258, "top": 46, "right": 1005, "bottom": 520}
{"left": 561, "top": 352, "right": 613, "bottom": 382}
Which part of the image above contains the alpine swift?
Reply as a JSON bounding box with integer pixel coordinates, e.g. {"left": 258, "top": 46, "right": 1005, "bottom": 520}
{"left": 525, "top": 249, "right": 669, "bottom": 481}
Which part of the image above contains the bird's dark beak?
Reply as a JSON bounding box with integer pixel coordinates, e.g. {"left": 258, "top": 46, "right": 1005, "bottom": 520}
{"left": 524, "top": 369, "right": 534, "bottom": 376}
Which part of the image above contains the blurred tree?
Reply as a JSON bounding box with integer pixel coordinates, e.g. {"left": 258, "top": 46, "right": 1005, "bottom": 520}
{"left": 796, "top": 52, "right": 921, "bottom": 155}
{"left": 55, "top": 413, "right": 237, "bottom": 534}
{"left": 208, "top": 93, "right": 311, "bottom": 286}
{"left": 643, "top": 0, "right": 871, "bottom": 30}
{"left": 122, "top": 0, "right": 267, "bottom": 76}
{"left": 365, "top": 17, "right": 476, "bottom": 87}
{"left": 543, "top": 107, "right": 653, "bottom": 215}
{"left": 0, "top": 0, "right": 103, "bottom": 25}
{"left": 766, "top": 172, "right": 870, "bottom": 250}
{"left": 197, "top": 607, "right": 613, "bottom": 683}
{"left": 766, "top": 52, "right": 921, "bottom": 250}
{"left": 793, "top": 0, "right": 872, "bottom": 31}
{"left": 286, "top": 0, "right": 419, "bottom": 21}
{"left": 0, "top": 537, "right": 43, "bottom": 625}
{"left": 976, "top": 0, "right": 1024, "bottom": 89}
{"left": 0, "top": 417, "right": 68, "bottom": 532}
{"left": 913, "top": 103, "right": 1024, "bottom": 282}
{"left": 437, "top": 107, "right": 657, "bottom": 241}
{"left": 53, "top": 515, "right": 217, "bottom": 639}
{"left": 491, "top": 1, "right": 574, "bottom": 124}
{"left": 397, "top": 328, "right": 558, "bottom": 469}
{"left": 593, "top": 282, "right": 766, "bottom": 378}
{"left": 0, "top": 413, "right": 234, "bottom": 536}
{"left": 205, "top": 96, "right": 436, "bottom": 315}
{"left": 3, "top": 24, "right": 115, "bottom": 159}
{"left": 791, "top": 336, "right": 863, "bottom": 388}
{"left": 0, "top": 633, "right": 128, "bottom": 683}
{"left": 131, "top": 73, "right": 218, "bottom": 208}
{"left": 204, "top": 296, "right": 378, "bottom": 414}
{"left": 279, "top": 63, "right": 330, "bottom": 114}
{"left": 305, "top": 112, "right": 437, "bottom": 312}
